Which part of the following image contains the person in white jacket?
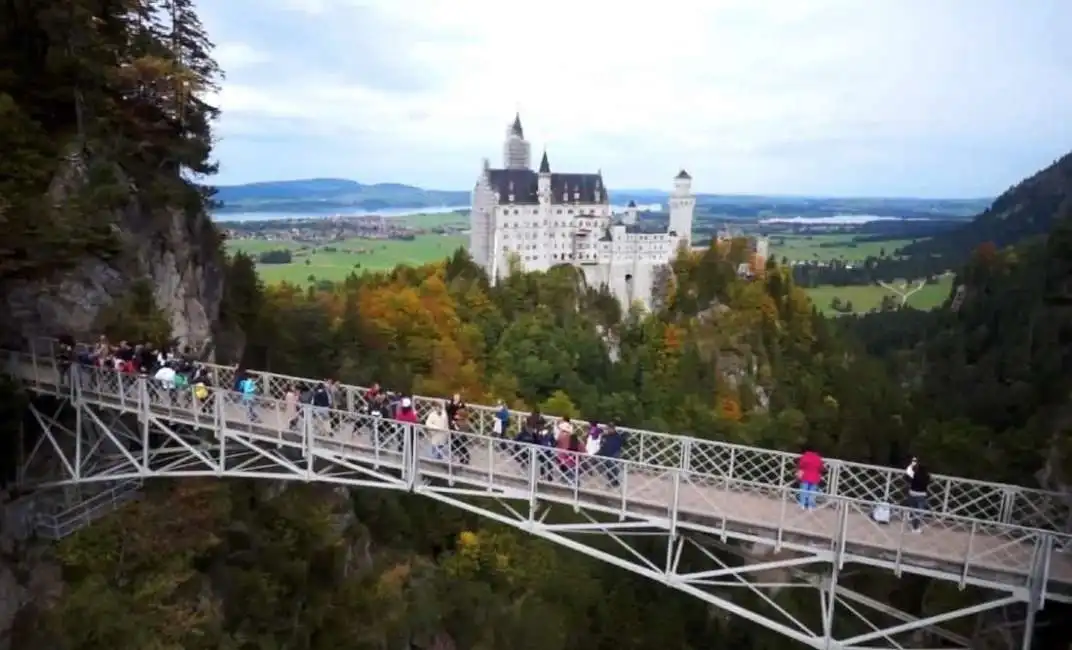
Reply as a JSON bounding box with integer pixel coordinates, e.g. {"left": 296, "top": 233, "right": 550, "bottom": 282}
{"left": 424, "top": 403, "right": 450, "bottom": 460}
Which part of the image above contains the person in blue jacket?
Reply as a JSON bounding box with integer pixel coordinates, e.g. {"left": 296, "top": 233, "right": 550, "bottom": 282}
{"left": 238, "top": 372, "right": 259, "bottom": 422}
{"left": 597, "top": 423, "right": 627, "bottom": 487}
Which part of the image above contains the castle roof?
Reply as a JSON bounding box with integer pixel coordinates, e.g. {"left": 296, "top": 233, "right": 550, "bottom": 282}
{"left": 486, "top": 167, "right": 607, "bottom": 205}
{"left": 676, "top": 169, "right": 691, "bottom": 180}
{"left": 510, "top": 113, "right": 524, "bottom": 138}
{"left": 539, "top": 150, "right": 550, "bottom": 173}
{"left": 627, "top": 200, "right": 636, "bottom": 208}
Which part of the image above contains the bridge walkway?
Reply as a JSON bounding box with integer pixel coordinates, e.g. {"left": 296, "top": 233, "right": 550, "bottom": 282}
{"left": 5, "top": 348, "right": 1072, "bottom": 649}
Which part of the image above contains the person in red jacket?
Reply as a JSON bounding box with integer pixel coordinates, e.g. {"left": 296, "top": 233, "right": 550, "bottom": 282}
{"left": 797, "top": 445, "right": 824, "bottom": 510}
{"left": 394, "top": 397, "right": 419, "bottom": 424}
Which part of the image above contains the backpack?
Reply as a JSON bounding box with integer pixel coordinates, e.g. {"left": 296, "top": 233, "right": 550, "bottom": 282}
{"left": 871, "top": 503, "right": 891, "bottom": 524}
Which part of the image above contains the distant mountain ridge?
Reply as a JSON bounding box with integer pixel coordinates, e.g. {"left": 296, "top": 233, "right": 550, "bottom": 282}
{"left": 899, "top": 151, "right": 1072, "bottom": 261}
{"left": 214, "top": 178, "right": 990, "bottom": 217}
{"left": 214, "top": 178, "right": 470, "bottom": 213}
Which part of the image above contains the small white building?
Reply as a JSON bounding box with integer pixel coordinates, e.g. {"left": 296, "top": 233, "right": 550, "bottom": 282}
{"left": 469, "top": 114, "right": 695, "bottom": 309}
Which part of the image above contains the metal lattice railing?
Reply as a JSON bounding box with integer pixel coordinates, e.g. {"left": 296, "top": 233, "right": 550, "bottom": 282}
{"left": 34, "top": 480, "right": 143, "bottom": 540}
{"left": 7, "top": 354, "right": 1072, "bottom": 598}
{"left": 12, "top": 337, "right": 1072, "bottom": 535}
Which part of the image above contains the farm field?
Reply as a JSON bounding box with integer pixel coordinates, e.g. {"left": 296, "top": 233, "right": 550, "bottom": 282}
{"left": 769, "top": 234, "right": 924, "bottom": 263}
{"left": 227, "top": 234, "right": 467, "bottom": 284}
{"left": 393, "top": 211, "right": 468, "bottom": 229}
{"left": 805, "top": 274, "right": 955, "bottom": 315}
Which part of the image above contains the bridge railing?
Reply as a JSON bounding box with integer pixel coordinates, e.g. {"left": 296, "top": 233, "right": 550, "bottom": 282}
{"left": 6, "top": 352, "right": 1072, "bottom": 597}
{"left": 34, "top": 479, "right": 143, "bottom": 540}
{"left": 15, "top": 337, "right": 1072, "bottom": 535}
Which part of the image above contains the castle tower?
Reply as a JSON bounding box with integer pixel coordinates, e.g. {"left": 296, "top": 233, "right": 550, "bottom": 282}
{"left": 502, "top": 112, "right": 531, "bottom": 169}
{"left": 537, "top": 150, "right": 552, "bottom": 203}
{"left": 623, "top": 199, "right": 638, "bottom": 226}
{"left": 669, "top": 169, "right": 695, "bottom": 246}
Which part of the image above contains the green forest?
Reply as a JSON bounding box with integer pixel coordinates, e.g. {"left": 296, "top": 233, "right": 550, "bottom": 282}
{"left": 2, "top": 1, "right": 1071, "bottom": 649}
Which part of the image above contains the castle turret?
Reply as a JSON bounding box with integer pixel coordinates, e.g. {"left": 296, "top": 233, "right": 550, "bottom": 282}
{"left": 537, "top": 150, "right": 552, "bottom": 203}
{"left": 502, "top": 112, "right": 531, "bottom": 169}
{"left": 622, "top": 199, "right": 638, "bottom": 226}
{"left": 669, "top": 169, "right": 695, "bottom": 246}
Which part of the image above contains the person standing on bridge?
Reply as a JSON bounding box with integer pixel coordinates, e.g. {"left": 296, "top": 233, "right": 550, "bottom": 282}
{"left": 797, "top": 445, "right": 824, "bottom": 511}
{"left": 238, "top": 372, "right": 259, "bottom": 423}
{"left": 905, "top": 457, "right": 930, "bottom": 533}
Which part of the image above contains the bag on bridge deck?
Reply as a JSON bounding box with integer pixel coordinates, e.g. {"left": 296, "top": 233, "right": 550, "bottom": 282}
{"left": 871, "top": 503, "right": 891, "bottom": 524}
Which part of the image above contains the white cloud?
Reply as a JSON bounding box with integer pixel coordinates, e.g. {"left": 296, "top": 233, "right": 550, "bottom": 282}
{"left": 202, "top": 0, "right": 1072, "bottom": 196}
{"left": 214, "top": 42, "right": 271, "bottom": 72}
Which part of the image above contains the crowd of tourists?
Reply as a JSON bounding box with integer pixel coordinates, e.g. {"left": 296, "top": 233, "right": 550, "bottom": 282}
{"left": 53, "top": 335, "right": 932, "bottom": 529}
{"left": 55, "top": 335, "right": 212, "bottom": 398}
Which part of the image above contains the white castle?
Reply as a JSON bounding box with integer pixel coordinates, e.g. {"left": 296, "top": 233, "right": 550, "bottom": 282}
{"left": 469, "top": 113, "right": 695, "bottom": 309}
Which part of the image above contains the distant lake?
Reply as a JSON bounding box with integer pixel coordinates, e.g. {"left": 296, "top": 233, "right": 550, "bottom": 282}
{"left": 212, "top": 203, "right": 659, "bottom": 223}
{"left": 211, "top": 205, "right": 469, "bottom": 223}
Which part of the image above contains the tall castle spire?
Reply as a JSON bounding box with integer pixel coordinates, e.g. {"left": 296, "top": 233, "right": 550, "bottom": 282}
{"left": 503, "top": 112, "right": 531, "bottom": 169}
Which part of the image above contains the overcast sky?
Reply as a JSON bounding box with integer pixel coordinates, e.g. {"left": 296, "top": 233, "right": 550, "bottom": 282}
{"left": 201, "top": 0, "right": 1072, "bottom": 197}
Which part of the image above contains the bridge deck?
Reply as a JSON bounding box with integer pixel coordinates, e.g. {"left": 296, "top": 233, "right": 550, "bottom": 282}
{"left": 6, "top": 355, "right": 1072, "bottom": 603}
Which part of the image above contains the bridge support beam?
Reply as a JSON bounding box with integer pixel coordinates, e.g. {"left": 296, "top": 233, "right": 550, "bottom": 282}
{"left": 415, "top": 477, "right": 1050, "bottom": 650}
{"left": 8, "top": 356, "right": 1065, "bottom": 650}
{"left": 19, "top": 389, "right": 413, "bottom": 492}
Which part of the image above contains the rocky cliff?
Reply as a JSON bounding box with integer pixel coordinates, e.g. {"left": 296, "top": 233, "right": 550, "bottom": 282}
{"left": 0, "top": 148, "right": 224, "bottom": 350}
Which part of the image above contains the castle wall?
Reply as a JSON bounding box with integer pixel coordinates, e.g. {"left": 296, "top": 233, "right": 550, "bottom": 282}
{"left": 469, "top": 177, "right": 496, "bottom": 270}
{"left": 581, "top": 258, "right": 660, "bottom": 310}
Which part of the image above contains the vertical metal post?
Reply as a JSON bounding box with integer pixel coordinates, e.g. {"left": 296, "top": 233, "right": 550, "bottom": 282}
{"left": 30, "top": 338, "right": 39, "bottom": 384}
{"left": 138, "top": 376, "right": 149, "bottom": 474}
{"left": 666, "top": 466, "right": 682, "bottom": 578}
{"left": 822, "top": 502, "right": 849, "bottom": 648}
{"left": 74, "top": 391, "right": 83, "bottom": 481}
{"left": 405, "top": 423, "right": 417, "bottom": 490}
{"left": 726, "top": 447, "right": 736, "bottom": 487}
{"left": 1021, "top": 535, "right": 1051, "bottom": 650}
{"left": 303, "top": 406, "right": 314, "bottom": 480}
{"left": 215, "top": 389, "right": 226, "bottom": 474}
{"left": 1000, "top": 488, "right": 1015, "bottom": 525}
{"left": 527, "top": 445, "right": 539, "bottom": 522}
{"left": 827, "top": 462, "right": 841, "bottom": 500}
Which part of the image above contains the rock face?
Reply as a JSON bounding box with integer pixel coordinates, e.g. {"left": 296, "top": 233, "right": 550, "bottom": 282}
{"left": 0, "top": 149, "right": 224, "bottom": 350}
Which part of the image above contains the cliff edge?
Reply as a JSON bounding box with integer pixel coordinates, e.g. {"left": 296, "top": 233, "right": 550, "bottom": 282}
{"left": 0, "top": 147, "right": 224, "bottom": 350}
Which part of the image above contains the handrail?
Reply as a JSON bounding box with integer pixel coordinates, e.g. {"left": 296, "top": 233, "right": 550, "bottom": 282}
{"left": 34, "top": 479, "right": 143, "bottom": 540}
{"left": 8, "top": 355, "right": 1072, "bottom": 595}
{"left": 15, "top": 337, "right": 1072, "bottom": 535}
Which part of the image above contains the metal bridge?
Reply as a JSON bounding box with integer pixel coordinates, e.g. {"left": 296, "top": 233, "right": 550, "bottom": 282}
{"left": 3, "top": 342, "right": 1071, "bottom": 650}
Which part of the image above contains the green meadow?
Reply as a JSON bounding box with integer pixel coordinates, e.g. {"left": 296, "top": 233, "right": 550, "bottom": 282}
{"left": 804, "top": 275, "right": 954, "bottom": 315}
{"left": 227, "top": 234, "right": 467, "bottom": 285}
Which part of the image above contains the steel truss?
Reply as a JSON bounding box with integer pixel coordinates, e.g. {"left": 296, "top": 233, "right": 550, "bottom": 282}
{"left": 19, "top": 396, "right": 408, "bottom": 492}
{"left": 10, "top": 384, "right": 1054, "bottom": 650}
{"left": 417, "top": 480, "right": 1043, "bottom": 650}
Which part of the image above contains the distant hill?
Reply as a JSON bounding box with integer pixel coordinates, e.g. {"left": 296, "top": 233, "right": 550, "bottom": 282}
{"left": 214, "top": 178, "right": 470, "bottom": 213}
{"left": 899, "top": 151, "right": 1072, "bottom": 261}
{"left": 215, "top": 178, "right": 990, "bottom": 221}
